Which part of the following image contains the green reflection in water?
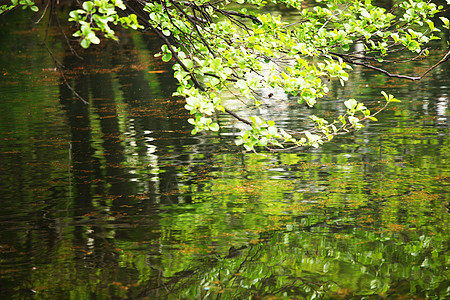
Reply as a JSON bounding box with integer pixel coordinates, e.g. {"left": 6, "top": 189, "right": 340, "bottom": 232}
{"left": 0, "top": 6, "right": 449, "bottom": 300}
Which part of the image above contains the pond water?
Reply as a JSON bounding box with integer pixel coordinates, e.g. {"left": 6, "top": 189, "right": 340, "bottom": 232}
{"left": 0, "top": 7, "right": 449, "bottom": 300}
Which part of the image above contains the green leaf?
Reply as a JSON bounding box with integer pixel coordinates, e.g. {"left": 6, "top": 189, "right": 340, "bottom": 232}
{"left": 440, "top": 17, "right": 450, "bottom": 29}
{"left": 182, "top": 59, "right": 194, "bottom": 69}
{"left": 80, "top": 38, "right": 90, "bottom": 49}
{"left": 244, "top": 142, "right": 254, "bottom": 151}
{"left": 162, "top": 53, "right": 172, "bottom": 62}
{"left": 258, "top": 137, "right": 268, "bottom": 146}
{"left": 87, "top": 32, "right": 100, "bottom": 44}
{"left": 407, "top": 40, "right": 420, "bottom": 52}
{"left": 344, "top": 99, "right": 357, "bottom": 110}
{"left": 209, "top": 122, "right": 220, "bottom": 131}
{"left": 82, "top": 1, "right": 94, "bottom": 12}
{"left": 211, "top": 58, "right": 222, "bottom": 70}
{"left": 206, "top": 77, "right": 220, "bottom": 87}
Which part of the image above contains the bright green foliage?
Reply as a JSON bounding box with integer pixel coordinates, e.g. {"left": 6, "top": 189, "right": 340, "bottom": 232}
{"left": 3, "top": 0, "right": 448, "bottom": 151}
{"left": 0, "top": 0, "right": 38, "bottom": 14}
{"left": 137, "top": 0, "right": 446, "bottom": 151}
{"left": 68, "top": 0, "right": 143, "bottom": 48}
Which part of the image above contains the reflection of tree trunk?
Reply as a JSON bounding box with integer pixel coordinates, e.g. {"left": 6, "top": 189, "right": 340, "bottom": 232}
{"left": 110, "top": 31, "right": 194, "bottom": 205}
{"left": 105, "top": 29, "right": 225, "bottom": 206}
{"left": 59, "top": 44, "right": 99, "bottom": 266}
{"left": 110, "top": 37, "right": 159, "bottom": 199}
{"left": 59, "top": 40, "right": 126, "bottom": 268}
{"left": 59, "top": 51, "right": 98, "bottom": 215}
{"left": 87, "top": 50, "right": 133, "bottom": 207}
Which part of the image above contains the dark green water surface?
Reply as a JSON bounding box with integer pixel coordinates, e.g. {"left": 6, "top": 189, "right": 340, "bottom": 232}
{"left": 0, "top": 9, "right": 449, "bottom": 300}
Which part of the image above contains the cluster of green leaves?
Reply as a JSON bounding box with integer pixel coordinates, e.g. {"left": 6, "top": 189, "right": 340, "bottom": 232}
{"left": 5, "top": 0, "right": 447, "bottom": 151}
{"left": 0, "top": 0, "right": 37, "bottom": 15}
{"left": 235, "top": 117, "right": 297, "bottom": 151}
{"left": 68, "top": 0, "right": 142, "bottom": 48}
{"left": 143, "top": 0, "right": 447, "bottom": 151}
{"left": 336, "top": 91, "right": 400, "bottom": 130}
{"left": 304, "top": 0, "right": 446, "bottom": 57}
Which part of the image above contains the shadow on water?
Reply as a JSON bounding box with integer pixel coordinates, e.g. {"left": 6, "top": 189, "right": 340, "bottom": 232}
{"left": 0, "top": 4, "right": 449, "bottom": 299}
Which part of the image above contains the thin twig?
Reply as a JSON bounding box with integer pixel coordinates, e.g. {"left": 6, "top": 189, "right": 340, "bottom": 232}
{"left": 35, "top": 0, "right": 50, "bottom": 24}
{"left": 330, "top": 49, "right": 450, "bottom": 81}
{"left": 224, "top": 107, "right": 253, "bottom": 126}
{"left": 418, "top": 49, "right": 450, "bottom": 79}
{"left": 42, "top": 0, "right": 88, "bottom": 104}
{"left": 170, "top": 0, "right": 217, "bottom": 58}
{"left": 43, "top": 42, "right": 89, "bottom": 104}
{"left": 54, "top": 9, "right": 84, "bottom": 60}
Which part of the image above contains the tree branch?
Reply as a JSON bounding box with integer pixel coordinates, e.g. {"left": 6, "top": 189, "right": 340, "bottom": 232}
{"left": 224, "top": 107, "right": 252, "bottom": 126}
{"left": 125, "top": 2, "right": 206, "bottom": 91}
{"left": 329, "top": 49, "right": 450, "bottom": 81}
{"left": 169, "top": 0, "right": 217, "bottom": 58}
{"left": 211, "top": 7, "right": 261, "bottom": 25}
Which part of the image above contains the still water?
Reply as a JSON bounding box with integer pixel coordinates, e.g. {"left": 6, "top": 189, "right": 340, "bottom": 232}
{"left": 0, "top": 8, "right": 449, "bottom": 300}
